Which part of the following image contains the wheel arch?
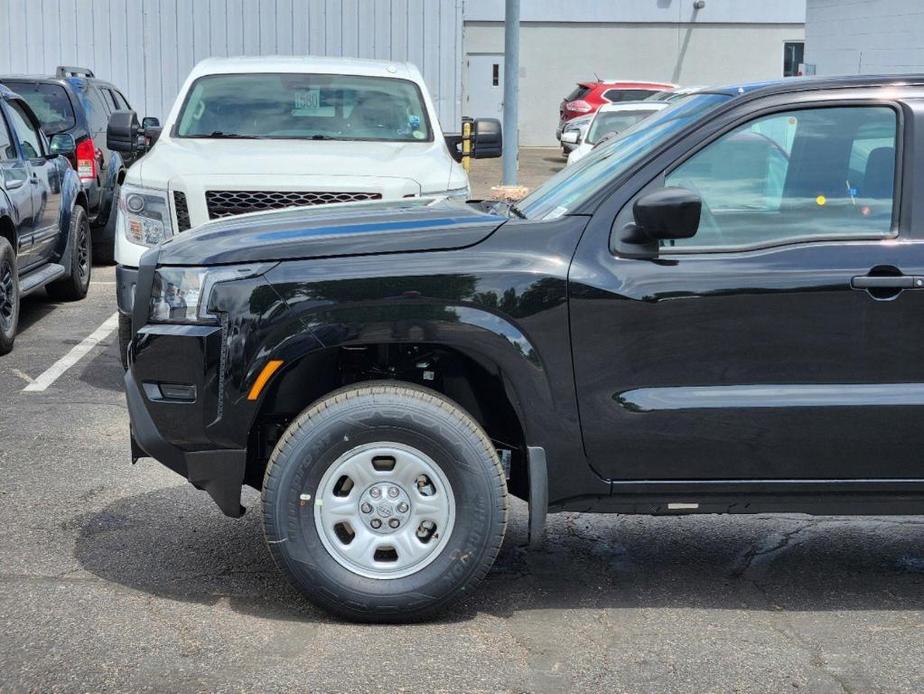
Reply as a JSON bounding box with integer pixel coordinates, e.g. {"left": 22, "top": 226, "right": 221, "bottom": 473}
{"left": 242, "top": 310, "right": 553, "bottom": 503}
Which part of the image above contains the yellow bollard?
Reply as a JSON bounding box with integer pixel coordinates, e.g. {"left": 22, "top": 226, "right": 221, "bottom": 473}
{"left": 461, "top": 118, "right": 472, "bottom": 173}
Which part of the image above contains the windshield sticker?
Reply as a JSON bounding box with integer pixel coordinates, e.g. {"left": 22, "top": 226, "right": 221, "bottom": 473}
{"left": 292, "top": 89, "right": 334, "bottom": 117}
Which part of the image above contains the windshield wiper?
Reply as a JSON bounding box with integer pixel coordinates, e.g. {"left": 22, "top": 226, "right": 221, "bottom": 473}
{"left": 204, "top": 131, "right": 261, "bottom": 139}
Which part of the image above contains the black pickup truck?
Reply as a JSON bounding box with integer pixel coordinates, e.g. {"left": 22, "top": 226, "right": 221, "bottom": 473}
{"left": 125, "top": 74, "right": 918, "bottom": 621}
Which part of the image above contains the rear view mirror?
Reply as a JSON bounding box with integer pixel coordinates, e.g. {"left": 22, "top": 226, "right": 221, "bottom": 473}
{"left": 616, "top": 187, "right": 701, "bottom": 258}
{"left": 472, "top": 118, "right": 502, "bottom": 159}
{"left": 107, "top": 110, "right": 142, "bottom": 153}
{"left": 49, "top": 132, "right": 76, "bottom": 156}
{"left": 560, "top": 130, "right": 579, "bottom": 145}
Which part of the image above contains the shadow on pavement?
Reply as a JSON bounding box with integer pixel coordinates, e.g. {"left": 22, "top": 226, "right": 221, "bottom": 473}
{"left": 77, "top": 337, "right": 125, "bottom": 393}
{"left": 73, "top": 482, "right": 924, "bottom": 624}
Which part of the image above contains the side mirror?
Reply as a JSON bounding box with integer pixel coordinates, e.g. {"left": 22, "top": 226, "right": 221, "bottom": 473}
{"left": 107, "top": 110, "right": 142, "bottom": 153}
{"left": 49, "top": 132, "right": 76, "bottom": 156}
{"left": 141, "top": 116, "right": 160, "bottom": 129}
{"left": 444, "top": 133, "right": 463, "bottom": 163}
{"left": 560, "top": 130, "right": 580, "bottom": 145}
{"left": 472, "top": 118, "right": 502, "bottom": 159}
{"left": 616, "top": 187, "right": 701, "bottom": 258}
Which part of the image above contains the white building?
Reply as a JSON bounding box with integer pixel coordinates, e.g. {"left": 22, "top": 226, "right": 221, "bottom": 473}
{"left": 0, "top": 0, "right": 804, "bottom": 146}
{"left": 804, "top": 0, "right": 924, "bottom": 77}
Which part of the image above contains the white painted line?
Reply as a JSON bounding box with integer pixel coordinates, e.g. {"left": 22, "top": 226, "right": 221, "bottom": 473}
{"left": 23, "top": 312, "right": 120, "bottom": 393}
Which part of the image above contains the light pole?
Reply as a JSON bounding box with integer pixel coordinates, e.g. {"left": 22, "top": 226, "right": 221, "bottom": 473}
{"left": 502, "top": 0, "right": 520, "bottom": 185}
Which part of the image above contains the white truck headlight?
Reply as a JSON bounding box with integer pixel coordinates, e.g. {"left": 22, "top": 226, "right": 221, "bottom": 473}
{"left": 149, "top": 265, "right": 274, "bottom": 324}
{"left": 119, "top": 183, "right": 173, "bottom": 247}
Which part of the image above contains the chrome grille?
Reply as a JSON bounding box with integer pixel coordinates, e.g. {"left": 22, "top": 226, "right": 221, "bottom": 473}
{"left": 205, "top": 190, "right": 382, "bottom": 219}
{"left": 173, "top": 191, "right": 191, "bottom": 231}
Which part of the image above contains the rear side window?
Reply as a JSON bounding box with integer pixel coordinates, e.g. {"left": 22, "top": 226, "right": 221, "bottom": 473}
{"left": 104, "top": 87, "right": 131, "bottom": 111}
{"left": 0, "top": 111, "right": 15, "bottom": 160}
{"left": 6, "top": 100, "right": 44, "bottom": 159}
{"left": 662, "top": 105, "right": 898, "bottom": 250}
{"left": 82, "top": 85, "right": 112, "bottom": 135}
{"left": 2, "top": 82, "right": 76, "bottom": 135}
{"left": 603, "top": 89, "right": 659, "bottom": 102}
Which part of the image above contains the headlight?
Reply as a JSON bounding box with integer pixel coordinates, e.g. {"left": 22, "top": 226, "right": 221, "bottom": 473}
{"left": 149, "top": 264, "right": 274, "bottom": 324}
{"left": 118, "top": 183, "right": 173, "bottom": 247}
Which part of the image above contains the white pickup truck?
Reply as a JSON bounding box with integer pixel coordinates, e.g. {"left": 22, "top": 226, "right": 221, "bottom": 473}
{"left": 106, "top": 55, "right": 502, "bottom": 363}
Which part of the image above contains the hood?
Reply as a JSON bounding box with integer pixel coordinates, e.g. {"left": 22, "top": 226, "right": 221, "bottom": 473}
{"left": 135, "top": 136, "right": 454, "bottom": 189}
{"left": 154, "top": 197, "right": 508, "bottom": 266}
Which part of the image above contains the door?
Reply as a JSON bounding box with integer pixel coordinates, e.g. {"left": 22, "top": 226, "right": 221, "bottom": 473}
{"left": 570, "top": 101, "right": 924, "bottom": 481}
{"left": 5, "top": 99, "right": 63, "bottom": 266}
{"left": 0, "top": 105, "right": 33, "bottom": 259}
{"left": 466, "top": 54, "right": 504, "bottom": 119}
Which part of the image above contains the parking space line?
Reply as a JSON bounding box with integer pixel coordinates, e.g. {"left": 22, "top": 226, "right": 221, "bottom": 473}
{"left": 22, "top": 312, "right": 120, "bottom": 393}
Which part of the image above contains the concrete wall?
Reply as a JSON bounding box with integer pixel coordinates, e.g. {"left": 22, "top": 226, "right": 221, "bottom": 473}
{"left": 805, "top": 0, "right": 924, "bottom": 75}
{"left": 0, "top": 0, "right": 464, "bottom": 129}
{"left": 465, "top": 22, "right": 805, "bottom": 146}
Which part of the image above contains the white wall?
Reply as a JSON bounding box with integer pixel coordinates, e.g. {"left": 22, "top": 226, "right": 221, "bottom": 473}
{"left": 0, "top": 0, "right": 464, "bottom": 129}
{"left": 465, "top": 22, "right": 805, "bottom": 146}
{"left": 805, "top": 0, "right": 924, "bottom": 75}
{"left": 464, "top": 0, "right": 806, "bottom": 24}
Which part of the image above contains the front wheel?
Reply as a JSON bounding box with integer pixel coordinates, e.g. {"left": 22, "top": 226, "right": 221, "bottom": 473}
{"left": 262, "top": 383, "right": 508, "bottom": 622}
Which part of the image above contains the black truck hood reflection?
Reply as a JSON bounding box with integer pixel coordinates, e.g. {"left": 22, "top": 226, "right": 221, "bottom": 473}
{"left": 156, "top": 198, "right": 508, "bottom": 266}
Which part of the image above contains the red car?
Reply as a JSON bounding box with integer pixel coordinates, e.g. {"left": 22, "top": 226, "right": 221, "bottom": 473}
{"left": 557, "top": 79, "right": 677, "bottom": 139}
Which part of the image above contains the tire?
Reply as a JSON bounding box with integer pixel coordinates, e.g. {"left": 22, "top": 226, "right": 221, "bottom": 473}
{"left": 46, "top": 205, "right": 91, "bottom": 301}
{"left": 0, "top": 237, "right": 19, "bottom": 355}
{"left": 118, "top": 311, "right": 131, "bottom": 369}
{"left": 262, "top": 382, "right": 508, "bottom": 622}
{"left": 93, "top": 183, "right": 118, "bottom": 265}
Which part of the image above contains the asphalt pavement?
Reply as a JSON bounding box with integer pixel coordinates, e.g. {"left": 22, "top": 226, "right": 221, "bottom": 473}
{"left": 3, "top": 160, "right": 924, "bottom": 692}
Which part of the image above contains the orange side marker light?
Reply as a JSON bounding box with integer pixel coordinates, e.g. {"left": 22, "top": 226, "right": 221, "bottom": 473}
{"left": 248, "top": 359, "right": 284, "bottom": 401}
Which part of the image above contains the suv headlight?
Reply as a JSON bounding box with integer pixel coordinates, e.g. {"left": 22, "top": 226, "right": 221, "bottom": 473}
{"left": 149, "top": 264, "right": 274, "bottom": 324}
{"left": 119, "top": 183, "right": 173, "bottom": 247}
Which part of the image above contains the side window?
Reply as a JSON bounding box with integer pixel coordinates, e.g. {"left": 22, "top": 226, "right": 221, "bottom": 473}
{"left": 6, "top": 100, "right": 45, "bottom": 159}
{"left": 604, "top": 89, "right": 658, "bottom": 102}
{"left": 663, "top": 106, "right": 897, "bottom": 250}
{"left": 114, "top": 90, "right": 131, "bottom": 110}
{"left": 84, "top": 86, "right": 112, "bottom": 135}
{"left": 0, "top": 111, "right": 15, "bottom": 160}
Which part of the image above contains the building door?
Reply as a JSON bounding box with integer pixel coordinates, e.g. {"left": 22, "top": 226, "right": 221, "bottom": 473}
{"left": 466, "top": 54, "right": 504, "bottom": 119}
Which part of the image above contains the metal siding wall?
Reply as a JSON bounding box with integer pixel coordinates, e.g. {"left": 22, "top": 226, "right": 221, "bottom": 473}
{"left": 0, "top": 0, "right": 462, "bottom": 128}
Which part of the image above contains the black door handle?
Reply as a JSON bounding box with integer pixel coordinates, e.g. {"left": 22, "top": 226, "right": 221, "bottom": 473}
{"left": 851, "top": 275, "right": 918, "bottom": 289}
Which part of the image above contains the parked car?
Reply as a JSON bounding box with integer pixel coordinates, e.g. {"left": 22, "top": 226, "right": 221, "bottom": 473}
{"left": 123, "top": 73, "right": 910, "bottom": 622}
{"left": 1, "top": 67, "right": 137, "bottom": 264}
{"left": 0, "top": 84, "right": 91, "bottom": 354}
{"left": 555, "top": 78, "right": 675, "bottom": 143}
{"left": 563, "top": 101, "right": 668, "bottom": 165}
{"left": 107, "top": 55, "right": 502, "bottom": 367}
{"left": 558, "top": 113, "right": 592, "bottom": 156}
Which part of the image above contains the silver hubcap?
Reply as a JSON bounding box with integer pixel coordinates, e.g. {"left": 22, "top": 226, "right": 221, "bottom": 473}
{"left": 313, "top": 443, "right": 455, "bottom": 579}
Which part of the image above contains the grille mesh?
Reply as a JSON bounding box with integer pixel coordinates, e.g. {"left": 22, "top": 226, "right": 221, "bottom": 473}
{"left": 205, "top": 190, "right": 382, "bottom": 219}
{"left": 173, "top": 191, "right": 191, "bottom": 231}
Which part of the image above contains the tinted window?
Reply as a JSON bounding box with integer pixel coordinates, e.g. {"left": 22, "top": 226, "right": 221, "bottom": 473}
{"left": 6, "top": 100, "right": 44, "bottom": 159}
{"left": 83, "top": 86, "right": 112, "bottom": 134}
{"left": 2, "top": 81, "right": 76, "bottom": 135}
{"left": 663, "top": 106, "right": 897, "bottom": 250}
{"left": 112, "top": 89, "right": 131, "bottom": 110}
{"left": 565, "top": 85, "right": 590, "bottom": 102}
{"left": 0, "top": 112, "right": 15, "bottom": 160}
{"left": 603, "top": 89, "right": 658, "bottom": 102}
{"left": 176, "top": 73, "right": 432, "bottom": 142}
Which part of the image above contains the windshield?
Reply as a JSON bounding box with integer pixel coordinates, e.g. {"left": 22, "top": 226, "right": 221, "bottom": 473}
{"left": 586, "top": 108, "right": 661, "bottom": 144}
{"left": 175, "top": 73, "right": 433, "bottom": 142}
{"left": 3, "top": 81, "right": 76, "bottom": 135}
{"left": 518, "top": 93, "right": 733, "bottom": 220}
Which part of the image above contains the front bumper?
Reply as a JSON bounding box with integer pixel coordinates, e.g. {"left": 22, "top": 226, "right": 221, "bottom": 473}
{"left": 115, "top": 265, "right": 137, "bottom": 315}
{"left": 125, "top": 367, "right": 246, "bottom": 517}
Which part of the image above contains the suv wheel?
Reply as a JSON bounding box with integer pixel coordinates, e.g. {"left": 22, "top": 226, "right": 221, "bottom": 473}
{"left": 47, "top": 205, "right": 91, "bottom": 301}
{"left": 262, "top": 383, "right": 508, "bottom": 622}
{"left": 0, "top": 237, "right": 19, "bottom": 354}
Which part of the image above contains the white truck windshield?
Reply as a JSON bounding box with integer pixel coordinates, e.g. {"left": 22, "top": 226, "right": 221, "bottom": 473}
{"left": 176, "top": 73, "right": 432, "bottom": 142}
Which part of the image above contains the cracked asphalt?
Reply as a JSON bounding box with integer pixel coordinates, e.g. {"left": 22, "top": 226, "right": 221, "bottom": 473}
{"left": 2, "top": 154, "right": 924, "bottom": 693}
